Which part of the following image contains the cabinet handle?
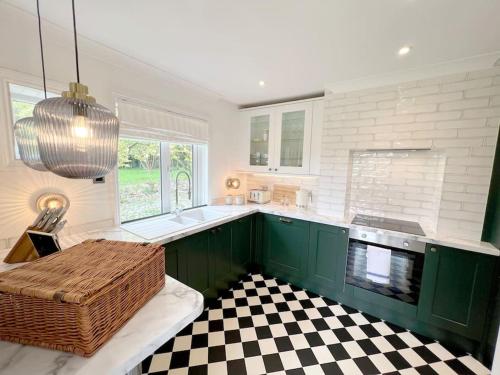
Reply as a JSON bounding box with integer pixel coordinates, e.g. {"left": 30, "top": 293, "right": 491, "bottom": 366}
{"left": 268, "top": 168, "right": 272, "bottom": 171}
{"left": 341, "top": 229, "right": 346, "bottom": 234}
{"left": 210, "top": 229, "right": 217, "bottom": 234}
{"left": 217, "top": 227, "right": 223, "bottom": 232}
{"left": 274, "top": 168, "right": 278, "bottom": 172}
{"left": 430, "top": 247, "right": 437, "bottom": 253}
{"left": 279, "top": 217, "right": 292, "bottom": 224}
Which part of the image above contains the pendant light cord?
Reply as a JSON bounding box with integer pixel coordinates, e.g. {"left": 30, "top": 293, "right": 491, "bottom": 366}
{"left": 36, "top": 0, "right": 47, "bottom": 99}
{"left": 71, "top": 0, "right": 80, "bottom": 83}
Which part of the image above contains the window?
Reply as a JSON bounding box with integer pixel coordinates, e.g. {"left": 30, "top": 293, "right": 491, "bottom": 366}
{"left": 118, "top": 138, "right": 207, "bottom": 222}
{"left": 8, "top": 83, "right": 57, "bottom": 159}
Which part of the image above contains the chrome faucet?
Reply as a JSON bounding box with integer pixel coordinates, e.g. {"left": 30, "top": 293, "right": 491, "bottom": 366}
{"left": 175, "top": 171, "right": 191, "bottom": 209}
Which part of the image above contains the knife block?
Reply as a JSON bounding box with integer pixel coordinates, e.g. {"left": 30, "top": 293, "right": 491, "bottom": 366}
{"left": 3, "top": 227, "right": 40, "bottom": 264}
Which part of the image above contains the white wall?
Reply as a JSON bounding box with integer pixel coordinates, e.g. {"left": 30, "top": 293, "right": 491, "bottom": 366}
{"left": 0, "top": 4, "right": 238, "bottom": 247}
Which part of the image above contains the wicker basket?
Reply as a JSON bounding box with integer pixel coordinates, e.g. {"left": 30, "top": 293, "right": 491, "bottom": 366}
{"left": 0, "top": 239, "right": 165, "bottom": 357}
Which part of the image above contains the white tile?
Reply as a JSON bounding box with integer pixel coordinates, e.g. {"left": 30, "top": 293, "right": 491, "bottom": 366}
{"left": 221, "top": 298, "right": 236, "bottom": 308}
{"left": 208, "top": 309, "right": 223, "bottom": 320}
{"left": 398, "top": 368, "right": 420, "bottom": 375}
{"left": 172, "top": 335, "right": 191, "bottom": 351}
{"left": 233, "top": 289, "right": 246, "bottom": 299}
{"left": 293, "top": 291, "right": 309, "bottom": 300}
{"left": 208, "top": 331, "right": 225, "bottom": 346}
{"left": 168, "top": 368, "right": 189, "bottom": 375}
{"left": 427, "top": 342, "right": 455, "bottom": 361}
{"left": 247, "top": 296, "right": 261, "bottom": 306}
{"left": 429, "top": 361, "right": 456, "bottom": 374}
{"left": 278, "top": 285, "right": 293, "bottom": 293}
{"left": 311, "top": 345, "right": 335, "bottom": 364}
{"left": 259, "top": 338, "right": 279, "bottom": 355}
{"left": 318, "top": 329, "right": 340, "bottom": 345}
{"left": 277, "top": 311, "right": 295, "bottom": 323}
{"left": 304, "top": 365, "right": 325, "bottom": 374}
{"left": 252, "top": 314, "right": 268, "bottom": 327}
{"left": 458, "top": 355, "right": 491, "bottom": 375}
{"left": 330, "top": 305, "right": 348, "bottom": 315}
{"left": 370, "top": 336, "right": 396, "bottom": 353}
{"left": 369, "top": 353, "right": 398, "bottom": 373}
{"left": 189, "top": 347, "right": 208, "bottom": 366}
{"left": 324, "top": 316, "right": 343, "bottom": 329}
{"left": 397, "top": 332, "right": 423, "bottom": 348}
{"left": 252, "top": 274, "right": 264, "bottom": 281}
{"left": 337, "top": 359, "right": 364, "bottom": 375}
{"left": 148, "top": 353, "right": 171, "bottom": 373}
{"left": 262, "top": 303, "right": 278, "bottom": 314}
{"left": 398, "top": 348, "right": 427, "bottom": 367}
{"left": 286, "top": 300, "right": 303, "bottom": 311}
{"left": 192, "top": 320, "right": 208, "bottom": 334}
{"left": 310, "top": 297, "right": 327, "bottom": 308}
{"left": 372, "top": 321, "right": 394, "bottom": 336}
{"left": 290, "top": 334, "right": 309, "bottom": 350}
{"left": 297, "top": 319, "right": 316, "bottom": 333}
{"left": 264, "top": 278, "right": 278, "bottom": 287}
{"left": 223, "top": 317, "right": 239, "bottom": 331}
{"left": 279, "top": 350, "right": 302, "bottom": 370}
{"left": 270, "top": 323, "right": 288, "bottom": 338}
{"left": 243, "top": 281, "right": 256, "bottom": 290}
{"left": 256, "top": 287, "right": 271, "bottom": 296}
{"left": 208, "top": 361, "right": 228, "bottom": 375}
{"left": 236, "top": 306, "right": 251, "bottom": 317}
{"left": 240, "top": 327, "right": 258, "bottom": 342}
{"left": 349, "top": 313, "right": 370, "bottom": 326}
{"left": 304, "top": 308, "right": 322, "bottom": 320}
{"left": 341, "top": 341, "right": 365, "bottom": 358}
{"left": 346, "top": 326, "right": 368, "bottom": 340}
{"left": 225, "top": 342, "right": 244, "bottom": 360}
{"left": 244, "top": 356, "right": 267, "bottom": 375}
{"left": 271, "top": 293, "right": 286, "bottom": 303}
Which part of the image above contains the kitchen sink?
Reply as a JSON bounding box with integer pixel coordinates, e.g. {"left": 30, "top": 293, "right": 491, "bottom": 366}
{"left": 168, "top": 216, "right": 200, "bottom": 226}
{"left": 181, "top": 207, "right": 229, "bottom": 222}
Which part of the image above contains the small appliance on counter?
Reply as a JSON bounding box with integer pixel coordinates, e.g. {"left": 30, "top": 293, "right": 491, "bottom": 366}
{"left": 295, "top": 189, "right": 312, "bottom": 209}
{"left": 248, "top": 188, "right": 271, "bottom": 204}
{"left": 233, "top": 194, "right": 246, "bottom": 205}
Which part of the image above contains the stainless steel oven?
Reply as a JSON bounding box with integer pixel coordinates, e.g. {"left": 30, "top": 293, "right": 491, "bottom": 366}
{"left": 346, "top": 227, "right": 426, "bottom": 305}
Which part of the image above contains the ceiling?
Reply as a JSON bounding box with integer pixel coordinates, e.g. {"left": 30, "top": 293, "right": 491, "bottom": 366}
{"left": 6, "top": 0, "right": 500, "bottom": 105}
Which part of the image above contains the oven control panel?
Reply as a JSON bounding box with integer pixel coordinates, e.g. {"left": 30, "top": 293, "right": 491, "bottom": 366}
{"left": 349, "top": 228, "right": 426, "bottom": 253}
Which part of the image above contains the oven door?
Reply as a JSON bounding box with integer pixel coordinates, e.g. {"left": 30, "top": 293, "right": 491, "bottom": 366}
{"left": 345, "top": 238, "right": 425, "bottom": 305}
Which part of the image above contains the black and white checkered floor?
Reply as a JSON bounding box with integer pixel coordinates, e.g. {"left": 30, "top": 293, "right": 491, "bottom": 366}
{"left": 141, "top": 274, "right": 490, "bottom": 375}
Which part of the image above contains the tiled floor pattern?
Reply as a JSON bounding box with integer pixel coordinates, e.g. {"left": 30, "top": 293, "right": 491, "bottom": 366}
{"left": 142, "top": 274, "right": 490, "bottom": 375}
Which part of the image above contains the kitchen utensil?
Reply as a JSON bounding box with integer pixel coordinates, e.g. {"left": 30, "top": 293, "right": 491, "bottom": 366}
{"left": 233, "top": 194, "right": 245, "bottom": 205}
{"left": 296, "top": 189, "right": 312, "bottom": 209}
{"left": 248, "top": 189, "right": 271, "bottom": 204}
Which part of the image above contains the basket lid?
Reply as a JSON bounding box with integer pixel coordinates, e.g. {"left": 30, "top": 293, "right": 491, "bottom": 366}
{"left": 0, "top": 240, "right": 163, "bottom": 304}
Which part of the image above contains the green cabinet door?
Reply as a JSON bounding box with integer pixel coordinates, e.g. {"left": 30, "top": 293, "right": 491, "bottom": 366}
{"left": 164, "top": 245, "right": 179, "bottom": 280}
{"left": 209, "top": 223, "right": 232, "bottom": 293}
{"left": 263, "top": 214, "right": 310, "bottom": 286}
{"left": 231, "top": 216, "right": 252, "bottom": 277}
{"left": 176, "top": 231, "right": 211, "bottom": 297}
{"left": 307, "top": 223, "right": 349, "bottom": 299}
{"left": 418, "top": 244, "right": 496, "bottom": 340}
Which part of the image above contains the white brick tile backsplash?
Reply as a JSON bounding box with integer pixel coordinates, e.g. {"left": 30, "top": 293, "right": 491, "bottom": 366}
{"left": 434, "top": 119, "right": 486, "bottom": 129}
{"left": 416, "top": 111, "right": 461, "bottom": 122}
{"left": 376, "top": 114, "right": 416, "bottom": 125}
{"left": 400, "top": 85, "right": 440, "bottom": 97}
{"left": 439, "top": 98, "right": 489, "bottom": 111}
{"left": 441, "top": 78, "right": 493, "bottom": 93}
{"left": 464, "top": 85, "right": 500, "bottom": 98}
{"left": 462, "top": 107, "right": 500, "bottom": 119}
{"left": 414, "top": 92, "right": 463, "bottom": 104}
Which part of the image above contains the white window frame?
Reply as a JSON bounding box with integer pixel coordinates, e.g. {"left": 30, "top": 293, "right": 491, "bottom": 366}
{"left": 116, "top": 138, "right": 208, "bottom": 224}
{"left": 0, "top": 68, "right": 65, "bottom": 169}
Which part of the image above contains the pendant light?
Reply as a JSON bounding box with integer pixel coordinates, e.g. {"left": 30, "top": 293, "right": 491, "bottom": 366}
{"left": 13, "top": 0, "right": 48, "bottom": 172}
{"left": 33, "top": 0, "right": 119, "bottom": 179}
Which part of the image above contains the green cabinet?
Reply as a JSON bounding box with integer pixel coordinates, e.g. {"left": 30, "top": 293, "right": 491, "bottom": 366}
{"left": 306, "top": 223, "right": 349, "bottom": 299}
{"left": 170, "top": 231, "right": 211, "bottom": 297}
{"left": 418, "top": 244, "right": 496, "bottom": 340}
{"left": 164, "top": 245, "right": 179, "bottom": 280}
{"left": 209, "top": 223, "right": 232, "bottom": 293}
{"left": 231, "top": 216, "right": 252, "bottom": 277}
{"left": 263, "top": 214, "right": 310, "bottom": 286}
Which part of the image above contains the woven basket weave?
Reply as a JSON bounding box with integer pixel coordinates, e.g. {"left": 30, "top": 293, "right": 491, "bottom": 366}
{"left": 0, "top": 239, "right": 165, "bottom": 357}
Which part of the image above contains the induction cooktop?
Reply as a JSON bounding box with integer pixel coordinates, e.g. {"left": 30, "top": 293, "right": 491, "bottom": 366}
{"left": 351, "top": 214, "right": 426, "bottom": 236}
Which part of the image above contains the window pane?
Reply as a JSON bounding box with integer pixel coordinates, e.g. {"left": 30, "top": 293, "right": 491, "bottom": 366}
{"left": 169, "top": 144, "right": 193, "bottom": 210}
{"left": 9, "top": 83, "right": 57, "bottom": 159}
{"left": 118, "top": 139, "right": 161, "bottom": 222}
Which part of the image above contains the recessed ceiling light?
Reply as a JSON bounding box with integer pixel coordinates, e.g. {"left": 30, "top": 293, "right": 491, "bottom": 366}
{"left": 258, "top": 80, "right": 265, "bottom": 87}
{"left": 398, "top": 46, "right": 412, "bottom": 56}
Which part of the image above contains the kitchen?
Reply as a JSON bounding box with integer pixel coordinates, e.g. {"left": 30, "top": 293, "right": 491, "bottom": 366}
{"left": 0, "top": 1, "right": 499, "bottom": 374}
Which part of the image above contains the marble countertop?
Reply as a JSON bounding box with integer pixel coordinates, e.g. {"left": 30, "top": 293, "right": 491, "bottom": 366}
{"left": 0, "top": 274, "right": 203, "bottom": 375}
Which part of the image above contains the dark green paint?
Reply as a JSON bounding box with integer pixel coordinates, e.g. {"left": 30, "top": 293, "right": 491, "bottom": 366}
{"left": 305, "top": 222, "right": 348, "bottom": 300}
{"left": 209, "top": 223, "right": 233, "bottom": 293}
{"left": 262, "top": 214, "right": 310, "bottom": 287}
{"left": 418, "top": 244, "right": 496, "bottom": 340}
{"left": 231, "top": 216, "right": 253, "bottom": 277}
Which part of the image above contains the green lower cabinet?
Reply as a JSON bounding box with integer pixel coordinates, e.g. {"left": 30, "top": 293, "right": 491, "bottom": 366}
{"left": 174, "top": 231, "right": 211, "bottom": 297}
{"left": 262, "top": 214, "right": 310, "bottom": 287}
{"left": 417, "top": 244, "right": 496, "bottom": 340}
{"left": 209, "top": 223, "right": 232, "bottom": 293}
{"left": 306, "top": 223, "right": 348, "bottom": 299}
{"left": 231, "top": 216, "right": 252, "bottom": 277}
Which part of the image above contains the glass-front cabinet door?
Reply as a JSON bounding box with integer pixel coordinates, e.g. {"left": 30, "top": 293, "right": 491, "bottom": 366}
{"left": 247, "top": 109, "right": 274, "bottom": 172}
{"left": 273, "top": 102, "right": 312, "bottom": 174}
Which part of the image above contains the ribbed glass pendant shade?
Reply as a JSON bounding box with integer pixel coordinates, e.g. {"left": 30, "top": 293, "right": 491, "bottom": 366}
{"left": 13, "top": 116, "right": 48, "bottom": 172}
{"left": 33, "top": 84, "right": 119, "bottom": 179}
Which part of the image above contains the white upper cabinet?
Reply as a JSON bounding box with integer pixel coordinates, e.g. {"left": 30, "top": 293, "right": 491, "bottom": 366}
{"left": 242, "top": 99, "right": 321, "bottom": 175}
